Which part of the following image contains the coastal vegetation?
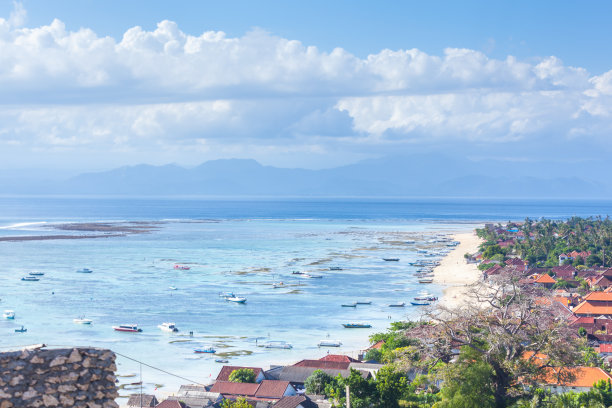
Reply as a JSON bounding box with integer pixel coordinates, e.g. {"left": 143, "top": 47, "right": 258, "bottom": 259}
{"left": 229, "top": 368, "right": 256, "bottom": 383}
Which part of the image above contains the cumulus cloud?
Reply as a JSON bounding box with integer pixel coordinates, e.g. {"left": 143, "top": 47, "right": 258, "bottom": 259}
{"left": 1, "top": 5, "right": 612, "bottom": 168}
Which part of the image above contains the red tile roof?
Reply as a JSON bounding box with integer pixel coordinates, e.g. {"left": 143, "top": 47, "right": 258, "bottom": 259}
{"left": 273, "top": 396, "right": 308, "bottom": 408}
{"left": 255, "top": 381, "right": 291, "bottom": 399}
{"left": 535, "top": 274, "right": 556, "bottom": 284}
{"left": 599, "top": 344, "right": 612, "bottom": 353}
{"left": 210, "top": 381, "right": 260, "bottom": 396}
{"left": 293, "top": 360, "right": 349, "bottom": 370}
{"left": 539, "top": 366, "right": 612, "bottom": 388}
{"left": 573, "top": 301, "right": 612, "bottom": 316}
{"left": 584, "top": 292, "right": 612, "bottom": 302}
{"left": 319, "top": 354, "right": 359, "bottom": 363}
{"left": 216, "top": 366, "right": 263, "bottom": 382}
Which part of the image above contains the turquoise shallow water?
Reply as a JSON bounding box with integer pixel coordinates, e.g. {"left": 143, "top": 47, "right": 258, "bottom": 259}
{"left": 2, "top": 197, "right": 612, "bottom": 395}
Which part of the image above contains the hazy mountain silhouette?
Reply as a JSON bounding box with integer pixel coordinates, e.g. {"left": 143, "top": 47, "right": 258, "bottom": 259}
{"left": 2, "top": 155, "right": 610, "bottom": 198}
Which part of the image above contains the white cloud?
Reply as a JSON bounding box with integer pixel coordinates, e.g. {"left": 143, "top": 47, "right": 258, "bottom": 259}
{"left": 1, "top": 6, "right": 612, "bottom": 168}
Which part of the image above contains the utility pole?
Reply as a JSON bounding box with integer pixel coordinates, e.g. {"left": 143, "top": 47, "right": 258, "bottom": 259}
{"left": 345, "top": 385, "right": 350, "bottom": 408}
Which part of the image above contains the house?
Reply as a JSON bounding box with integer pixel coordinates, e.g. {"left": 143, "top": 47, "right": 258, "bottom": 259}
{"left": 265, "top": 366, "right": 370, "bottom": 389}
{"left": 128, "top": 394, "right": 159, "bottom": 407}
{"left": 347, "top": 363, "right": 384, "bottom": 379}
{"left": 273, "top": 395, "right": 319, "bottom": 408}
{"left": 156, "top": 401, "right": 187, "bottom": 408}
{"left": 165, "top": 385, "right": 222, "bottom": 408}
{"left": 292, "top": 360, "right": 350, "bottom": 370}
{"left": 210, "top": 380, "right": 296, "bottom": 401}
{"left": 216, "top": 366, "right": 266, "bottom": 383}
{"left": 559, "top": 251, "right": 591, "bottom": 266}
{"left": 534, "top": 273, "right": 556, "bottom": 288}
{"left": 552, "top": 265, "right": 577, "bottom": 280}
{"left": 573, "top": 292, "right": 612, "bottom": 317}
{"left": 538, "top": 366, "right": 612, "bottom": 393}
{"left": 317, "top": 354, "right": 359, "bottom": 363}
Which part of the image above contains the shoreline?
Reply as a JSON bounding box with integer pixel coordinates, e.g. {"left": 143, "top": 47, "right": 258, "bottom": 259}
{"left": 432, "top": 230, "right": 483, "bottom": 308}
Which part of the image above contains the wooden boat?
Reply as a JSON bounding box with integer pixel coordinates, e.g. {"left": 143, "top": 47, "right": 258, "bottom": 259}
{"left": 389, "top": 302, "right": 406, "bottom": 307}
{"left": 113, "top": 324, "right": 142, "bottom": 333}
{"left": 15, "top": 326, "right": 27, "bottom": 333}
{"left": 21, "top": 276, "right": 39, "bottom": 281}
{"left": 418, "top": 279, "right": 433, "bottom": 284}
{"left": 355, "top": 301, "right": 372, "bottom": 305}
{"left": 263, "top": 341, "right": 292, "bottom": 349}
{"left": 76, "top": 268, "right": 92, "bottom": 273}
{"left": 174, "top": 265, "right": 190, "bottom": 270}
{"left": 329, "top": 267, "right": 343, "bottom": 271}
{"left": 29, "top": 271, "right": 44, "bottom": 276}
{"left": 342, "top": 322, "right": 372, "bottom": 328}
{"left": 411, "top": 301, "right": 431, "bottom": 306}
{"left": 215, "top": 358, "right": 229, "bottom": 363}
{"left": 383, "top": 258, "right": 400, "bottom": 261}
{"left": 302, "top": 274, "right": 323, "bottom": 279}
{"left": 341, "top": 303, "right": 357, "bottom": 307}
{"left": 318, "top": 339, "right": 342, "bottom": 347}
{"left": 194, "top": 347, "right": 216, "bottom": 353}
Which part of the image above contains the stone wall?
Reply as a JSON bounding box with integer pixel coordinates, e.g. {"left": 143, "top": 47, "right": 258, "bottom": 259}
{"left": 0, "top": 347, "right": 118, "bottom": 408}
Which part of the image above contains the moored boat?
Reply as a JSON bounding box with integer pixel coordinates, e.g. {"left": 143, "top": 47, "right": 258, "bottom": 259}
{"left": 158, "top": 322, "right": 179, "bottom": 333}
{"left": 389, "top": 302, "right": 406, "bottom": 307}
{"left": 76, "top": 268, "right": 92, "bottom": 273}
{"left": 73, "top": 317, "right": 92, "bottom": 324}
{"left": 29, "top": 271, "right": 44, "bottom": 276}
{"left": 174, "top": 265, "right": 190, "bottom": 270}
{"left": 418, "top": 279, "right": 433, "bottom": 284}
{"left": 411, "top": 301, "right": 431, "bottom": 306}
{"left": 341, "top": 303, "right": 357, "bottom": 307}
{"left": 15, "top": 326, "right": 27, "bottom": 333}
{"left": 226, "top": 296, "right": 247, "bottom": 304}
{"left": 113, "top": 324, "right": 142, "bottom": 333}
{"left": 215, "top": 358, "right": 229, "bottom": 363}
{"left": 3, "top": 310, "right": 15, "bottom": 319}
{"left": 263, "top": 341, "right": 293, "bottom": 349}
{"left": 382, "top": 258, "right": 400, "bottom": 261}
{"left": 194, "top": 347, "right": 216, "bottom": 353}
{"left": 329, "top": 267, "right": 343, "bottom": 271}
{"left": 342, "top": 322, "right": 372, "bottom": 328}
{"left": 355, "top": 300, "right": 372, "bottom": 305}
{"left": 318, "top": 339, "right": 342, "bottom": 347}
{"left": 21, "top": 276, "right": 39, "bottom": 281}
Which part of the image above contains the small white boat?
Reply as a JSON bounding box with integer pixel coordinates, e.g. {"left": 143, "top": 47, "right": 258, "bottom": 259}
{"left": 272, "top": 282, "right": 285, "bottom": 288}
{"left": 302, "top": 274, "right": 323, "bottom": 279}
{"left": 226, "top": 296, "right": 247, "bottom": 304}
{"left": 73, "top": 317, "right": 92, "bottom": 324}
{"left": 219, "top": 292, "right": 235, "bottom": 298}
{"left": 3, "top": 310, "right": 15, "bottom": 319}
{"left": 169, "top": 286, "right": 177, "bottom": 290}
{"left": 318, "top": 339, "right": 342, "bottom": 347}
{"left": 263, "top": 341, "right": 292, "bottom": 349}
{"left": 158, "top": 322, "right": 179, "bottom": 333}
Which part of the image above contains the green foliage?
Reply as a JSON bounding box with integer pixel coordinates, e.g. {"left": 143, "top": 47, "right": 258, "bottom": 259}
{"left": 434, "top": 347, "right": 496, "bottom": 408}
{"left": 325, "top": 369, "right": 377, "bottom": 408}
{"left": 222, "top": 397, "right": 252, "bottom": 408}
{"left": 305, "top": 369, "right": 334, "bottom": 395}
{"left": 578, "top": 327, "right": 587, "bottom": 337}
{"left": 364, "top": 348, "right": 382, "bottom": 362}
{"left": 228, "top": 368, "right": 256, "bottom": 383}
{"left": 375, "top": 365, "right": 410, "bottom": 408}
{"left": 483, "top": 245, "right": 506, "bottom": 260}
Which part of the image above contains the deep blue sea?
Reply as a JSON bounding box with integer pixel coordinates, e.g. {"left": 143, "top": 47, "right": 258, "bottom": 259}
{"left": 1, "top": 197, "right": 612, "bottom": 396}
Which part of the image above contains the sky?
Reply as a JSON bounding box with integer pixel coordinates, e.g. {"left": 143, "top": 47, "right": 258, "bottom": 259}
{"left": 1, "top": 1, "right": 612, "bottom": 175}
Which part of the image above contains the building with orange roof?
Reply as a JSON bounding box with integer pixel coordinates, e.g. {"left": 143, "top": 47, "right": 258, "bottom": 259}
{"left": 537, "top": 366, "right": 612, "bottom": 393}
{"left": 573, "top": 292, "right": 612, "bottom": 317}
{"left": 534, "top": 273, "right": 556, "bottom": 288}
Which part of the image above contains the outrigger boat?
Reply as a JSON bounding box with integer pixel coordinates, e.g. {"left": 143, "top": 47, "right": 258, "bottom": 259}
{"left": 410, "top": 301, "right": 431, "bottom": 306}
{"left": 113, "top": 324, "right": 142, "bottom": 333}
{"left": 418, "top": 279, "right": 434, "bottom": 284}
{"left": 21, "top": 276, "right": 39, "bottom": 281}
{"left": 15, "top": 326, "right": 27, "bottom": 333}
{"left": 29, "top": 271, "right": 44, "bottom": 276}
{"left": 318, "top": 339, "right": 342, "bottom": 347}
{"left": 382, "top": 258, "right": 400, "bottom": 261}
{"left": 194, "top": 347, "right": 216, "bottom": 353}
{"left": 342, "top": 322, "right": 372, "bottom": 328}
{"left": 73, "top": 317, "right": 92, "bottom": 324}
{"left": 76, "top": 268, "right": 92, "bottom": 273}
{"left": 226, "top": 296, "right": 247, "bottom": 304}
{"left": 3, "top": 310, "right": 15, "bottom": 319}
{"left": 355, "top": 300, "right": 372, "bottom": 305}
{"left": 389, "top": 302, "right": 406, "bottom": 307}
{"left": 341, "top": 303, "right": 357, "bottom": 307}
{"left": 263, "top": 341, "right": 293, "bottom": 349}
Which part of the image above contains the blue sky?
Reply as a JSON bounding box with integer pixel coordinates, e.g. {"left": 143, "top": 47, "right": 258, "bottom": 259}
{"left": 1, "top": 1, "right": 612, "bottom": 174}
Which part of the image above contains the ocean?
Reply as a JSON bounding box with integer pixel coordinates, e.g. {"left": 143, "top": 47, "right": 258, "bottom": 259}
{"left": 1, "top": 197, "right": 612, "bottom": 396}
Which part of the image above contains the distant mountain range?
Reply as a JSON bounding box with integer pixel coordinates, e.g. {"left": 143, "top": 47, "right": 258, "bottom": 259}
{"left": 2, "top": 155, "right": 610, "bottom": 198}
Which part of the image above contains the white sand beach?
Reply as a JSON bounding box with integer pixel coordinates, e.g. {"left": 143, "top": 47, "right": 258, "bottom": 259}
{"left": 433, "top": 231, "right": 483, "bottom": 308}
